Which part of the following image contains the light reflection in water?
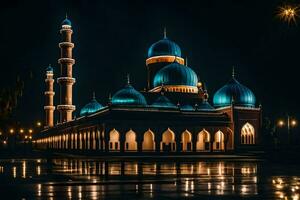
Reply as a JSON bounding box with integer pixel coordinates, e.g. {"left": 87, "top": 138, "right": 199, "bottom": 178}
{"left": 2, "top": 159, "right": 300, "bottom": 199}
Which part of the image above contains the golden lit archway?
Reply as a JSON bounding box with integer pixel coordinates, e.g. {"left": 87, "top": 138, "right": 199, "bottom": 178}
{"left": 181, "top": 130, "right": 192, "bottom": 151}
{"left": 109, "top": 129, "right": 120, "bottom": 151}
{"left": 125, "top": 129, "right": 137, "bottom": 151}
{"left": 196, "top": 129, "right": 210, "bottom": 151}
{"left": 213, "top": 130, "right": 225, "bottom": 151}
{"left": 241, "top": 123, "right": 255, "bottom": 144}
{"left": 161, "top": 128, "right": 176, "bottom": 152}
{"left": 142, "top": 129, "right": 155, "bottom": 151}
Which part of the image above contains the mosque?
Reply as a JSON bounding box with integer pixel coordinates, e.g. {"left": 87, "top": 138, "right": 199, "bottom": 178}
{"left": 33, "top": 17, "right": 262, "bottom": 154}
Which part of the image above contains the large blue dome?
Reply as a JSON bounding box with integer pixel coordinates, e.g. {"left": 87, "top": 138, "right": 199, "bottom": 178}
{"left": 213, "top": 77, "right": 256, "bottom": 108}
{"left": 152, "top": 95, "right": 176, "bottom": 108}
{"left": 80, "top": 98, "right": 103, "bottom": 116}
{"left": 148, "top": 37, "right": 181, "bottom": 58}
{"left": 112, "top": 84, "right": 147, "bottom": 106}
{"left": 153, "top": 62, "right": 198, "bottom": 88}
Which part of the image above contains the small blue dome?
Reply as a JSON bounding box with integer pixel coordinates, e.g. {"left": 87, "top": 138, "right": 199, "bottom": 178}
{"left": 152, "top": 95, "right": 176, "bottom": 108}
{"left": 46, "top": 65, "right": 53, "bottom": 72}
{"left": 80, "top": 98, "right": 103, "bottom": 116}
{"left": 197, "top": 101, "right": 215, "bottom": 111}
{"left": 181, "top": 104, "right": 195, "bottom": 111}
{"left": 62, "top": 18, "right": 72, "bottom": 26}
{"left": 213, "top": 77, "right": 256, "bottom": 108}
{"left": 153, "top": 62, "right": 198, "bottom": 88}
{"left": 148, "top": 37, "right": 181, "bottom": 58}
{"left": 112, "top": 84, "right": 147, "bottom": 106}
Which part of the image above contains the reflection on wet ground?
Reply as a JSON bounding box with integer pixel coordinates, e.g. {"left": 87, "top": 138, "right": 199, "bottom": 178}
{"left": 0, "top": 158, "right": 299, "bottom": 199}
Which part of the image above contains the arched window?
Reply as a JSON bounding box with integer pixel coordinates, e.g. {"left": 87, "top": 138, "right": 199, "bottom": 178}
{"left": 161, "top": 128, "right": 176, "bottom": 152}
{"left": 125, "top": 129, "right": 137, "bottom": 151}
{"left": 143, "top": 129, "right": 155, "bottom": 151}
{"left": 213, "top": 130, "right": 225, "bottom": 151}
{"left": 109, "top": 129, "right": 120, "bottom": 151}
{"left": 241, "top": 123, "right": 255, "bottom": 144}
{"left": 196, "top": 129, "right": 210, "bottom": 151}
{"left": 181, "top": 130, "right": 192, "bottom": 151}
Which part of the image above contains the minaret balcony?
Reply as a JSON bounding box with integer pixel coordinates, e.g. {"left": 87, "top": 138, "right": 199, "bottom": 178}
{"left": 60, "top": 28, "right": 73, "bottom": 34}
{"left": 44, "top": 91, "right": 55, "bottom": 95}
{"left": 58, "top": 58, "right": 75, "bottom": 64}
{"left": 57, "top": 105, "right": 76, "bottom": 111}
{"left": 57, "top": 77, "right": 76, "bottom": 84}
{"left": 58, "top": 58, "right": 75, "bottom": 65}
{"left": 59, "top": 42, "right": 74, "bottom": 48}
{"left": 45, "top": 79, "right": 54, "bottom": 83}
{"left": 44, "top": 106, "right": 55, "bottom": 110}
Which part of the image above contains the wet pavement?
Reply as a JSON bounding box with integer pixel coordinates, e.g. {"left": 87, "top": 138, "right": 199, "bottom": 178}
{"left": 0, "top": 158, "right": 299, "bottom": 199}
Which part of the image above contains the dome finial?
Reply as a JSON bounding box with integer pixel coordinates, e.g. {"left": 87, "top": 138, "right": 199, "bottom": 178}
{"left": 65, "top": 13, "right": 68, "bottom": 19}
{"left": 163, "top": 27, "right": 167, "bottom": 38}
{"left": 92, "top": 91, "right": 96, "bottom": 100}
{"left": 185, "top": 57, "right": 188, "bottom": 66}
{"left": 232, "top": 66, "right": 235, "bottom": 78}
{"left": 126, "top": 73, "right": 130, "bottom": 85}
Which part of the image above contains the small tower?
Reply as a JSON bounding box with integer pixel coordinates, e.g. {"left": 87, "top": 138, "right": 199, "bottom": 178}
{"left": 57, "top": 15, "right": 76, "bottom": 123}
{"left": 44, "top": 65, "right": 55, "bottom": 127}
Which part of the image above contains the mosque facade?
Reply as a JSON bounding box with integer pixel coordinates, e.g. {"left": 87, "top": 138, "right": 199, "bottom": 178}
{"left": 33, "top": 17, "right": 262, "bottom": 154}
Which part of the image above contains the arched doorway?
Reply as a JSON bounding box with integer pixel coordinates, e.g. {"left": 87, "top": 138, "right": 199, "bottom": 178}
{"left": 241, "top": 123, "right": 255, "bottom": 144}
{"left": 213, "top": 130, "right": 225, "bottom": 151}
{"left": 161, "top": 128, "right": 176, "bottom": 152}
{"left": 142, "top": 129, "right": 155, "bottom": 151}
{"left": 125, "top": 130, "right": 137, "bottom": 151}
{"left": 109, "top": 129, "right": 120, "bottom": 151}
{"left": 197, "top": 129, "right": 211, "bottom": 151}
{"left": 181, "top": 130, "right": 192, "bottom": 151}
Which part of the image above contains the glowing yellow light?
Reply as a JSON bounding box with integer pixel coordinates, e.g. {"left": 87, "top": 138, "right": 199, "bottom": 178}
{"left": 37, "top": 122, "right": 42, "bottom": 127}
{"left": 278, "top": 120, "right": 285, "bottom": 127}
{"left": 0, "top": 132, "right": 2, "bottom": 136}
{"left": 277, "top": 5, "right": 299, "bottom": 25}
{"left": 29, "top": 136, "right": 32, "bottom": 139}
{"left": 20, "top": 129, "right": 24, "bottom": 133}
{"left": 291, "top": 120, "right": 297, "bottom": 126}
{"left": 28, "top": 129, "right": 33, "bottom": 134}
{"left": 3, "top": 141, "right": 7, "bottom": 144}
{"left": 9, "top": 129, "right": 14, "bottom": 134}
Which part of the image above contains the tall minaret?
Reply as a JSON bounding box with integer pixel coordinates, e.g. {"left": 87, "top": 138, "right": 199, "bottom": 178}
{"left": 44, "top": 65, "right": 55, "bottom": 127}
{"left": 57, "top": 16, "right": 76, "bottom": 123}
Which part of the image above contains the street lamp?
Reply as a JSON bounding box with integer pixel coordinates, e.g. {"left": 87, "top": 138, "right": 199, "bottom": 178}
{"left": 28, "top": 129, "right": 33, "bottom": 134}
{"left": 36, "top": 121, "right": 42, "bottom": 127}
{"left": 9, "top": 129, "right": 14, "bottom": 134}
{"left": 19, "top": 129, "right": 24, "bottom": 134}
{"left": 277, "top": 115, "right": 297, "bottom": 144}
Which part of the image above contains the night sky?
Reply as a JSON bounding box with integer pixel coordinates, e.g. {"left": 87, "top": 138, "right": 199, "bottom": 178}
{"left": 1, "top": 0, "right": 299, "bottom": 125}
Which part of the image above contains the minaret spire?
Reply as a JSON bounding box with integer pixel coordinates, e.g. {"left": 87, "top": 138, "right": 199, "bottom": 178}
{"left": 127, "top": 73, "right": 130, "bottom": 85}
{"left": 232, "top": 66, "right": 235, "bottom": 78}
{"left": 163, "top": 27, "right": 167, "bottom": 38}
